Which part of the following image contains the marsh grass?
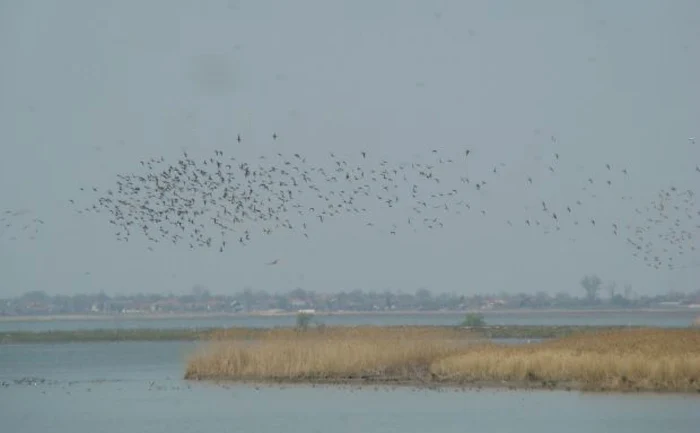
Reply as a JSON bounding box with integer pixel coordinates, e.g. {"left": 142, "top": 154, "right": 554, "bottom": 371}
{"left": 431, "top": 328, "right": 700, "bottom": 392}
{"left": 185, "top": 326, "right": 478, "bottom": 381}
{"left": 186, "top": 327, "right": 700, "bottom": 392}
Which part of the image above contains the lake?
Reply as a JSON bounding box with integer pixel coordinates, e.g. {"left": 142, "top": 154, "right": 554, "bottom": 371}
{"left": 1, "top": 341, "right": 699, "bottom": 433}
{"left": 1, "top": 309, "right": 698, "bottom": 332}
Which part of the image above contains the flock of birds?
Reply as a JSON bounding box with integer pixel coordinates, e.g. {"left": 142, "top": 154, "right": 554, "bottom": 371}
{"left": 0, "top": 209, "right": 44, "bottom": 242}
{"left": 3, "top": 134, "right": 699, "bottom": 273}
{"left": 0, "top": 376, "right": 193, "bottom": 394}
{"left": 61, "top": 134, "right": 699, "bottom": 272}
{"left": 626, "top": 186, "right": 698, "bottom": 270}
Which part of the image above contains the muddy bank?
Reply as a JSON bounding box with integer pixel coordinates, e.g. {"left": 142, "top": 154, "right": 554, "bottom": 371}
{"left": 185, "top": 374, "right": 700, "bottom": 395}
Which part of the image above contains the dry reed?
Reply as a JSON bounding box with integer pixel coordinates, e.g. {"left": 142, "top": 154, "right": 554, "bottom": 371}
{"left": 431, "top": 328, "right": 700, "bottom": 392}
{"left": 185, "top": 327, "right": 700, "bottom": 392}
{"left": 186, "top": 326, "right": 477, "bottom": 381}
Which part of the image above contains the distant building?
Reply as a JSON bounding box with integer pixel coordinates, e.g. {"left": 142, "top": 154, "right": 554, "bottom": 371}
{"left": 291, "top": 299, "right": 309, "bottom": 308}
{"left": 659, "top": 301, "right": 682, "bottom": 307}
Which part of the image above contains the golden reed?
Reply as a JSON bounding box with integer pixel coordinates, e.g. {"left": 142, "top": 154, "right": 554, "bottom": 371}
{"left": 185, "top": 327, "right": 700, "bottom": 392}
{"left": 432, "top": 328, "right": 700, "bottom": 392}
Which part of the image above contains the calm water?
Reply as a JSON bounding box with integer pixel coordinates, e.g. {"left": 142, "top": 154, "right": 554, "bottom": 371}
{"left": 1, "top": 310, "right": 698, "bottom": 332}
{"left": 1, "top": 341, "right": 698, "bottom": 432}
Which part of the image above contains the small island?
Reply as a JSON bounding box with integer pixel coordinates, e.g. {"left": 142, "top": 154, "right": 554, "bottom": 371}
{"left": 184, "top": 325, "right": 700, "bottom": 393}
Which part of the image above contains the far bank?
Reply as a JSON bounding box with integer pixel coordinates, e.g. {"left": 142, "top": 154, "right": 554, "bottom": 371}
{"left": 2, "top": 307, "right": 699, "bottom": 322}
{"left": 0, "top": 323, "right": 693, "bottom": 344}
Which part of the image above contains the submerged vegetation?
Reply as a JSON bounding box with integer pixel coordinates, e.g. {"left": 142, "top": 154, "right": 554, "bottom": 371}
{"left": 185, "top": 327, "right": 700, "bottom": 393}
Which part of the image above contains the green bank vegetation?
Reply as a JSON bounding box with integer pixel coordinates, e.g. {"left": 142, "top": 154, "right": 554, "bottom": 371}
{"left": 0, "top": 324, "right": 644, "bottom": 344}
{"left": 461, "top": 312, "right": 486, "bottom": 327}
{"left": 0, "top": 328, "right": 213, "bottom": 344}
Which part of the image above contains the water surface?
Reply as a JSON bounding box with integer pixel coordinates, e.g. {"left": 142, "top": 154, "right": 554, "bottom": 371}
{"left": 1, "top": 341, "right": 698, "bottom": 433}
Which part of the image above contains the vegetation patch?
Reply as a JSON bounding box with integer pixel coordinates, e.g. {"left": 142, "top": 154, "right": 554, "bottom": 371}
{"left": 0, "top": 328, "right": 212, "bottom": 344}
{"left": 460, "top": 312, "right": 486, "bottom": 327}
{"left": 474, "top": 325, "right": 635, "bottom": 339}
{"left": 0, "top": 324, "right": 677, "bottom": 344}
{"left": 432, "top": 328, "right": 700, "bottom": 392}
{"left": 0, "top": 325, "right": 476, "bottom": 344}
{"left": 185, "top": 326, "right": 476, "bottom": 382}
{"left": 185, "top": 328, "right": 700, "bottom": 393}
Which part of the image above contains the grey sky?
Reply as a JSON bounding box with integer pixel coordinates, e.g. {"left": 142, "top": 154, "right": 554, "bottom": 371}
{"left": 1, "top": 0, "right": 698, "bottom": 297}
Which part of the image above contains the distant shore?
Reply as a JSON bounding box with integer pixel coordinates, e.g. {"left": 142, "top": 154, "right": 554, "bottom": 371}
{"left": 0, "top": 324, "right": 671, "bottom": 344}
{"left": 1, "top": 307, "right": 697, "bottom": 322}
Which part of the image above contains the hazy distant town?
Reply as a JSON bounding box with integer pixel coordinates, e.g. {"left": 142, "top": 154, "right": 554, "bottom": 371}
{"left": 2, "top": 274, "right": 699, "bottom": 317}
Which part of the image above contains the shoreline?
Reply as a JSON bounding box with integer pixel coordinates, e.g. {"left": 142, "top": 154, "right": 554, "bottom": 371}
{"left": 189, "top": 376, "right": 700, "bottom": 396}
{"left": 1, "top": 307, "right": 697, "bottom": 322}
{"left": 0, "top": 325, "right": 639, "bottom": 344}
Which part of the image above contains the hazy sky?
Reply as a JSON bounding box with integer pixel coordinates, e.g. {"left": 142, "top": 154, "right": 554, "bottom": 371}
{"left": 1, "top": 0, "right": 699, "bottom": 297}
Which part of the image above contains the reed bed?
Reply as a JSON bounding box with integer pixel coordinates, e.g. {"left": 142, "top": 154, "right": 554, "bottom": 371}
{"left": 186, "top": 326, "right": 478, "bottom": 382}
{"left": 431, "top": 328, "right": 700, "bottom": 392}
{"left": 186, "top": 327, "right": 700, "bottom": 392}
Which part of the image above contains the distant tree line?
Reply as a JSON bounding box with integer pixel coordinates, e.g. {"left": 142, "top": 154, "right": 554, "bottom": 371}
{"left": 2, "top": 275, "right": 699, "bottom": 316}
